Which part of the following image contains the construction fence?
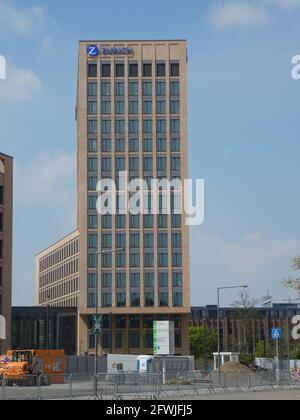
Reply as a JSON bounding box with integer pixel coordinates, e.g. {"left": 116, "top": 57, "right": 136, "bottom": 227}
{"left": 1, "top": 370, "right": 300, "bottom": 400}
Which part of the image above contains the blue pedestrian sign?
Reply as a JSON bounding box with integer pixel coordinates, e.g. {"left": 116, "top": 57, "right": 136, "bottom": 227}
{"left": 272, "top": 328, "right": 282, "bottom": 340}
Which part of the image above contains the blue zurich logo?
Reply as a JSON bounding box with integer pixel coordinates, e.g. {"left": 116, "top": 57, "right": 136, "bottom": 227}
{"left": 87, "top": 45, "right": 99, "bottom": 57}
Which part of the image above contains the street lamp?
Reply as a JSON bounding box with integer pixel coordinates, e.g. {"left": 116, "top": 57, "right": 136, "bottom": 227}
{"left": 93, "top": 247, "right": 125, "bottom": 377}
{"left": 217, "top": 285, "right": 248, "bottom": 383}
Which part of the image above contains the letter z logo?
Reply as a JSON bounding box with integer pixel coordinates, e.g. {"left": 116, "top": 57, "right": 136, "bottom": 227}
{"left": 87, "top": 45, "right": 99, "bottom": 57}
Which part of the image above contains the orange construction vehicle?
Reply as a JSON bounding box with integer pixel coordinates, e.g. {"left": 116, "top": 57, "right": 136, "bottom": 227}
{"left": 1, "top": 350, "right": 65, "bottom": 386}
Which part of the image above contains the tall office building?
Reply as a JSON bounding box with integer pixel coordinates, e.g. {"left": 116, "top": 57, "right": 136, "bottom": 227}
{"left": 0, "top": 153, "right": 13, "bottom": 353}
{"left": 77, "top": 40, "right": 190, "bottom": 355}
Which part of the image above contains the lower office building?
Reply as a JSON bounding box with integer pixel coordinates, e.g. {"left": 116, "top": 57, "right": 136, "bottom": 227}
{"left": 0, "top": 153, "right": 13, "bottom": 353}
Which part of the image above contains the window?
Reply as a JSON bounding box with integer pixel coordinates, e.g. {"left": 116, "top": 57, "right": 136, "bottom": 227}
{"left": 130, "top": 215, "right": 140, "bottom": 228}
{"left": 129, "top": 119, "right": 139, "bottom": 134}
{"left": 115, "top": 101, "right": 125, "bottom": 114}
{"left": 172, "top": 272, "right": 182, "bottom": 287}
{"left": 102, "top": 215, "right": 112, "bottom": 228}
{"left": 170, "top": 101, "right": 180, "bottom": 114}
{"left": 129, "top": 157, "right": 139, "bottom": 172}
{"left": 144, "top": 252, "right": 154, "bottom": 267}
{"left": 88, "top": 157, "right": 97, "bottom": 172}
{"left": 88, "top": 139, "right": 97, "bottom": 153}
{"left": 88, "top": 63, "right": 97, "bottom": 78}
{"left": 157, "top": 157, "right": 167, "bottom": 172}
{"left": 101, "top": 81, "right": 111, "bottom": 96}
{"left": 145, "top": 293, "right": 154, "bottom": 307}
{"left": 171, "top": 157, "right": 181, "bottom": 171}
{"left": 143, "top": 157, "right": 153, "bottom": 172}
{"left": 102, "top": 138, "right": 111, "bottom": 152}
{"left": 143, "top": 101, "right": 152, "bottom": 114}
{"left": 116, "top": 138, "right": 125, "bottom": 152}
{"left": 156, "top": 81, "right": 166, "bottom": 96}
{"left": 88, "top": 82, "right": 97, "bottom": 96}
{"left": 115, "top": 119, "right": 125, "bottom": 134}
{"left": 101, "top": 157, "right": 111, "bottom": 172}
{"left": 159, "top": 272, "right": 168, "bottom": 288}
{"left": 158, "top": 252, "right": 168, "bottom": 267}
{"left": 88, "top": 120, "right": 97, "bottom": 134}
{"left": 88, "top": 233, "right": 97, "bottom": 249}
{"left": 116, "top": 215, "right": 126, "bottom": 228}
{"left": 129, "top": 81, "right": 138, "bottom": 96}
{"left": 130, "top": 253, "right": 140, "bottom": 267}
{"left": 157, "top": 119, "right": 166, "bottom": 134}
{"left": 88, "top": 101, "right": 97, "bottom": 114}
{"left": 88, "top": 215, "right": 98, "bottom": 229}
{"left": 88, "top": 293, "right": 96, "bottom": 308}
{"left": 173, "top": 292, "right": 183, "bottom": 307}
{"left": 102, "top": 273, "right": 112, "bottom": 288}
{"left": 103, "top": 293, "right": 112, "bottom": 307}
{"left": 88, "top": 195, "right": 97, "bottom": 210}
{"left": 116, "top": 272, "right": 126, "bottom": 288}
{"left": 171, "top": 138, "right": 180, "bottom": 152}
{"left": 170, "top": 81, "right": 180, "bottom": 96}
{"left": 172, "top": 215, "right": 182, "bottom": 228}
{"left": 130, "top": 273, "right": 140, "bottom": 288}
{"left": 130, "top": 233, "right": 140, "bottom": 249}
{"left": 144, "top": 272, "right": 154, "bottom": 287}
{"left": 116, "top": 233, "right": 126, "bottom": 248}
{"left": 102, "top": 119, "right": 111, "bottom": 134}
{"left": 158, "top": 233, "right": 168, "bottom": 248}
{"left": 144, "top": 233, "right": 154, "bottom": 248}
{"left": 129, "top": 101, "right": 138, "bottom": 114}
{"left": 159, "top": 293, "right": 169, "bottom": 307}
{"left": 131, "top": 293, "right": 140, "bottom": 307}
{"left": 115, "top": 81, "right": 124, "bottom": 96}
{"left": 129, "top": 332, "right": 140, "bottom": 348}
{"left": 88, "top": 176, "right": 97, "bottom": 190}
{"left": 171, "top": 119, "right": 180, "bottom": 133}
{"left": 129, "top": 138, "right": 139, "bottom": 152}
{"left": 101, "top": 63, "right": 111, "bottom": 77}
{"left": 157, "top": 101, "right": 166, "bottom": 114}
{"left": 88, "top": 253, "right": 96, "bottom": 268}
{"left": 115, "top": 63, "right": 124, "bottom": 77}
{"left": 158, "top": 215, "right": 168, "bottom": 228}
{"left": 129, "top": 63, "right": 139, "bottom": 77}
{"left": 88, "top": 273, "right": 96, "bottom": 288}
{"left": 172, "top": 233, "right": 182, "bottom": 248}
{"left": 143, "top": 63, "right": 152, "bottom": 77}
{"left": 143, "top": 81, "right": 152, "bottom": 96}
{"left": 143, "top": 138, "right": 152, "bottom": 153}
{"left": 143, "top": 119, "right": 152, "bottom": 134}
{"left": 156, "top": 63, "right": 166, "bottom": 77}
{"left": 157, "top": 138, "right": 166, "bottom": 152}
{"left": 101, "top": 100, "right": 111, "bottom": 114}
{"left": 172, "top": 253, "right": 182, "bottom": 267}
{"left": 116, "top": 157, "right": 125, "bottom": 171}
{"left": 144, "top": 215, "right": 153, "bottom": 228}
{"left": 171, "top": 62, "right": 180, "bottom": 77}
{"left": 102, "top": 234, "right": 112, "bottom": 249}
{"left": 102, "top": 253, "right": 112, "bottom": 268}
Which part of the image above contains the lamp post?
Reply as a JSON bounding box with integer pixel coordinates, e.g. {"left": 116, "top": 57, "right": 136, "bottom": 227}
{"left": 94, "top": 247, "right": 125, "bottom": 377}
{"left": 217, "top": 285, "right": 248, "bottom": 383}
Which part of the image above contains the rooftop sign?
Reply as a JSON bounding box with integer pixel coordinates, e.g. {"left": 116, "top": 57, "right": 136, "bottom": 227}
{"left": 87, "top": 45, "right": 134, "bottom": 57}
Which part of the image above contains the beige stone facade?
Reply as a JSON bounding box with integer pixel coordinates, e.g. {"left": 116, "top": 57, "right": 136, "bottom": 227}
{"left": 77, "top": 40, "right": 190, "bottom": 355}
{"left": 35, "top": 230, "right": 80, "bottom": 307}
{"left": 0, "top": 153, "right": 13, "bottom": 353}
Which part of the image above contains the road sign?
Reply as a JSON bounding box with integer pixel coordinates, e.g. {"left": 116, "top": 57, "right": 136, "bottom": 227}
{"left": 92, "top": 314, "right": 103, "bottom": 336}
{"left": 272, "top": 328, "right": 282, "bottom": 340}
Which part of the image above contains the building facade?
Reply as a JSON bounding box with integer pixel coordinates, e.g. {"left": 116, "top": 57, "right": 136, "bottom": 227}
{"left": 0, "top": 153, "right": 13, "bottom": 353}
{"left": 76, "top": 40, "right": 190, "bottom": 355}
{"left": 12, "top": 307, "right": 77, "bottom": 355}
{"left": 191, "top": 301, "right": 300, "bottom": 357}
{"left": 36, "top": 230, "right": 80, "bottom": 308}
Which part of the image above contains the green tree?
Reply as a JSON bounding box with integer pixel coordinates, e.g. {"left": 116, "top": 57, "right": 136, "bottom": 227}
{"left": 189, "top": 326, "right": 218, "bottom": 360}
{"left": 290, "top": 342, "right": 300, "bottom": 360}
{"left": 283, "top": 257, "right": 300, "bottom": 296}
{"left": 255, "top": 340, "right": 274, "bottom": 359}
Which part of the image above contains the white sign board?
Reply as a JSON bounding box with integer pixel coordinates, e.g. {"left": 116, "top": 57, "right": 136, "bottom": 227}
{"left": 153, "top": 321, "right": 175, "bottom": 356}
{"left": 0, "top": 315, "right": 6, "bottom": 340}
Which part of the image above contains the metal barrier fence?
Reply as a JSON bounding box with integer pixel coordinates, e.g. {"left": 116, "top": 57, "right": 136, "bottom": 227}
{"left": 1, "top": 371, "right": 300, "bottom": 400}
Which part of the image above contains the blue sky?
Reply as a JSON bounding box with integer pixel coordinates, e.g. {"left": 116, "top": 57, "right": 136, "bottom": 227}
{"left": 0, "top": 0, "right": 300, "bottom": 306}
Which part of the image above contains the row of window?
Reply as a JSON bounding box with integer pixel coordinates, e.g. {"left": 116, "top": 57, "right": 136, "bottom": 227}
{"left": 88, "top": 118, "right": 180, "bottom": 134}
{"left": 88, "top": 156, "right": 181, "bottom": 172}
{"left": 87, "top": 291, "right": 183, "bottom": 308}
{"left": 88, "top": 99, "right": 180, "bottom": 115}
{"left": 39, "top": 258, "right": 79, "bottom": 288}
{"left": 88, "top": 137, "right": 181, "bottom": 153}
{"left": 88, "top": 62, "right": 180, "bottom": 79}
{"left": 88, "top": 251, "right": 182, "bottom": 269}
{"left": 88, "top": 214, "right": 182, "bottom": 229}
{"left": 39, "top": 238, "right": 80, "bottom": 273}
{"left": 39, "top": 277, "right": 79, "bottom": 304}
{"left": 88, "top": 232, "right": 182, "bottom": 249}
{"left": 88, "top": 271, "right": 183, "bottom": 289}
{"left": 88, "top": 80, "right": 180, "bottom": 97}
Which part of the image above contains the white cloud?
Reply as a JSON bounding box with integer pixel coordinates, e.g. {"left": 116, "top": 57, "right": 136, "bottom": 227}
{"left": 190, "top": 230, "right": 300, "bottom": 305}
{"left": 14, "top": 151, "right": 76, "bottom": 205}
{"left": 209, "top": 0, "right": 300, "bottom": 29}
{"left": 0, "top": 0, "right": 45, "bottom": 38}
{"left": 0, "top": 63, "right": 42, "bottom": 102}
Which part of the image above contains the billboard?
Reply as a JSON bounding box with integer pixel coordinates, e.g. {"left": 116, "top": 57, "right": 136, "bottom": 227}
{"left": 153, "top": 321, "right": 175, "bottom": 356}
